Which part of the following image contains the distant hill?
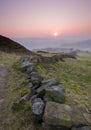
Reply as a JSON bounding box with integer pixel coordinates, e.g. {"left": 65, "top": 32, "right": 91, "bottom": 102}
{"left": 62, "top": 39, "right": 91, "bottom": 51}
{"left": 0, "top": 35, "right": 34, "bottom": 54}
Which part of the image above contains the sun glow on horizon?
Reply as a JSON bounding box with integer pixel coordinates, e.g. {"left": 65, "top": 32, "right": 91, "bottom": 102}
{"left": 53, "top": 32, "right": 58, "bottom": 37}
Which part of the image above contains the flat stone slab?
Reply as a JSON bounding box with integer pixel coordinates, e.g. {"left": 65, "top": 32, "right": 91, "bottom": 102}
{"left": 43, "top": 102, "right": 72, "bottom": 128}
{"left": 43, "top": 102, "right": 90, "bottom": 128}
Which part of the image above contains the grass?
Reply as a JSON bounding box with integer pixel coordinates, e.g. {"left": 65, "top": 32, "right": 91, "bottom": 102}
{"left": 0, "top": 50, "right": 91, "bottom": 129}
{"left": 0, "top": 51, "right": 39, "bottom": 130}
{"left": 37, "top": 52, "right": 91, "bottom": 110}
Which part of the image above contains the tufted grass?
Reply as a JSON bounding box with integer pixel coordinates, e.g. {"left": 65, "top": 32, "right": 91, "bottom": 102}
{"left": 0, "top": 51, "right": 39, "bottom": 130}
{"left": 37, "top": 52, "right": 91, "bottom": 110}
{"left": 1, "top": 50, "right": 91, "bottom": 129}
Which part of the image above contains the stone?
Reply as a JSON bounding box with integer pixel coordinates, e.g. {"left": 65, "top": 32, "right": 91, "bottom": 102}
{"left": 33, "top": 98, "right": 43, "bottom": 103}
{"left": 20, "top": 56, "right": 35, "bottom": 72}
{"left": 30, "top": 94, "right": 38, "bottom": 104}
{"left": 36, "top": 78, "right": 59, "bottom": 94}
{"left": 20, "top": 55, "right": 30, "bottom": 63}
{"left": 20, "top": 61, "right": 33, "bottom": 71}
{"left": 43, "top": 102, "right": 88, "bottom": 129}
{"left": 43, "top": 102, "right": 73, "bottom": 128}
{"left": 20, "top": 91, "right": 36, "bottom": 102}
{"left": 41, "top": 78, "right": 59, "bottom": 86}
{"left": 28, "top": 82, "right": 33, "bottom": 89}
{"left": 44, "top": 85, "right": 65, "bottom": 103}
{"left": 28, "top": 72, "right": 43, "bottom": 88}
{"left": 26, "top": 63, "right": 35, "bottom": 74}
{"left": 19, "top": 92, "right": 36, "bottom": 102}
{"left": 32, "top": 98, "right": 45, "bottom": 120}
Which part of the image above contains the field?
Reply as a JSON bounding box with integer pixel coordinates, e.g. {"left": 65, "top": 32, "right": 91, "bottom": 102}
{"left": 0, "top": 51, "right": 91, "bottom": 130}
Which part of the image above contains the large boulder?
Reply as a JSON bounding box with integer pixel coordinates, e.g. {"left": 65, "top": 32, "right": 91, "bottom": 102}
{"left": 43, "top": 102, "right": 88, "bottom": 130}
{"left": 43, "top": 102, "right": 72, "bottom": 128}
{"left": 32, "top": 98, "right": 45, "bottom": 121}
{"left": 44, "top": 85, "right": 65, "bottom": 103}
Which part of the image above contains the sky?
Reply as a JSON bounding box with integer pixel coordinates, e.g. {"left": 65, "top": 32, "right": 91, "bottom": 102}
{"left": 0, "top": 0, "right": 91, "bottom": 37}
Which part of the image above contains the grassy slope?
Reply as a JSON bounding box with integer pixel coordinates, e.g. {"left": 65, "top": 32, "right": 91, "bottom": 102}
{"left": 0, "top": 35, "right": 33, "bottom": 55}
{"left": 0, "top": 50, "right": 91, "bottom": 130}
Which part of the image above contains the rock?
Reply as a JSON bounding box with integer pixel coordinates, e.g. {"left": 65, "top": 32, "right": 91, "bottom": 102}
{"left": 44, "top": 85, "right": 65, "bottom": 103}
{"left": 19, "top": 92, "right": 36, "bottom": 103}
{"left": 20, "top": 61, "right": 33, "bottom": 71}
{"left": 72, "top": 126, "right": 91, "bottom": 130}
{"left": 41, "top": 78, "right": 59, "bottom": 86}
{"left": 28, "top": 82, "right": 33, "bottom": 89}
{"left": 30, "top": 94, "right": 38, "bottom": 104}
{"left": 32, "top": 98, "right": 45, "bottom": 120}
{"left": 26, "top": 63, "right": 35, "bottom": 74}
{"left": 43, "top": 102, "right": 73, "bottom": 128}
{"left": 20, "top": 56, "right": 35, "bottom": 71}
{"left": 20, "top": 91, "right": 36, "bottom": 102}
{"left": 43, "top": 102, "right": 88, "bottom": 129}
{"left": 20, "top": 55, "right": 30, "bottom": 63}
{"left": 33, "top": 98, "right": 43, "bottom": 103}
{"left": 36, "top": 78, "right": 59, "bottom": 94}
{"left": 28, "top": 72, "right": 43, "bottom": 88}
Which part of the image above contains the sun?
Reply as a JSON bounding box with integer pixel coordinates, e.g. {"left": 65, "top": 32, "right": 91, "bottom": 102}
{"left": 53, "top": 32, "right": 58, "bottom": 37}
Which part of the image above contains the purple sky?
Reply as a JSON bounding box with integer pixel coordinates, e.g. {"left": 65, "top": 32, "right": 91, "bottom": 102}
{"left": 0, "top": 0, "right": 91, "bottom": 37}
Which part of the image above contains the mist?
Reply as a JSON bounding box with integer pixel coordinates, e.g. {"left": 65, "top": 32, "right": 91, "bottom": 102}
{"left": 12, "top": 34, "right": 91, "bottom": 51}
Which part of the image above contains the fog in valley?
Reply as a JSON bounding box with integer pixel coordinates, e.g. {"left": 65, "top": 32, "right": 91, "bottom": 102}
{"left": 12, "top": 34, "right": 91, "bottom": 51}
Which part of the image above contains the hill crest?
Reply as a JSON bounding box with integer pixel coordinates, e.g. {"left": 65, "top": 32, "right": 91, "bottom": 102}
{"left": 0, "top": 35, "right": 33, "bottom": 54}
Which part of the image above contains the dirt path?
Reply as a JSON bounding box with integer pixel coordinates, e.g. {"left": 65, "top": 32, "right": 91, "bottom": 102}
{"left": 0, "top": 64, "right": 9, "bottom": 129}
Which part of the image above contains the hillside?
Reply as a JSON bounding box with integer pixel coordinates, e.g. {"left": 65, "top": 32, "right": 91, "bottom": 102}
{"left": 0, "top": 37, "right": 91, "bottom": 130}
{"left": 0, "top": 51, "right": 91, "bottom": 130}
{"left": 0, "top": 35, "right": 33, "bottom": 54}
